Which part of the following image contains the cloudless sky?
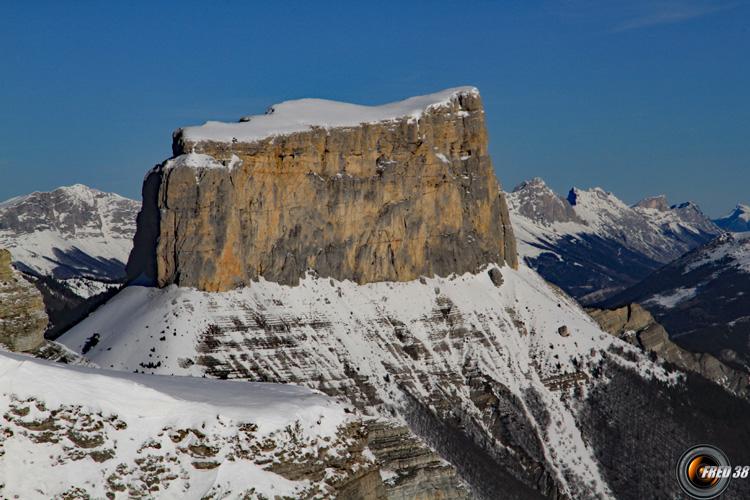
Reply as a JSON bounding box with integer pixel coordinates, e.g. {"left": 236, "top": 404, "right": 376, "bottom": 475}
{"left": 1, "top": 0, "right": 748, "bottom": 216}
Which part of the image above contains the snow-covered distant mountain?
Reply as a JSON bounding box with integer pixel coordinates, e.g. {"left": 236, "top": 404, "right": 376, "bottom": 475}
{"left": 0, "top": 185, "right": 140, "bottom": 337}
{"left": 604, "top": 232, "right": 750, "bottom": 369}
{"left": 714, "top": 204, "right": 750, "bottom": 232}
{"left": 506, "top": 178, "right": 721, "bottom": 303}
{"left": 0, "top": 184, "right": 139, "bottom": 287}
{"left": 0, "top": 350, "right": 410, "bottom": 499}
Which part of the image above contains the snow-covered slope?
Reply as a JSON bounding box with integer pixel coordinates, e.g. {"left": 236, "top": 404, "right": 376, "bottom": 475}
{"left": 59, "top": 263, "right": 722, "bottom": 498}
{"left": 506, "top": 178, "right": 720, "bottom": 303}
{"left": 0, "top": 184, "right": 139, "bottom": 285}
{"left": 0, "top": 350, "right": 385, "bottom": 499}
{"left": 605, "top": 232, "right": 750, "bottom": 369}
{"left": 714, "top": 204, "right": 750, "bottom": 232}
{"left": 179, "top": 87, "right": 477, "bottom": 144}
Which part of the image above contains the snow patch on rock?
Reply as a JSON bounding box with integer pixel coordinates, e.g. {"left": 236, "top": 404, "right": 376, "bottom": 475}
{"left": 179, "top": 87, "right": 479, "bottom": 144}
{"left": 0, "top": 351, "right": 363, "bottom": 499}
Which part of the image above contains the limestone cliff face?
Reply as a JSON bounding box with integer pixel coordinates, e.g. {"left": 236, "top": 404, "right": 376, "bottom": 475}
{"left": 127, "top": 88, "right": 517, "bottom": 291}
{"left": 0, "top": 249, "right": 47, "bottom": 352}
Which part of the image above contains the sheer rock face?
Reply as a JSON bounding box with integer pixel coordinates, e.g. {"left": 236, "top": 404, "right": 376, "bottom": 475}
{"left": 127, "top": 89, "right": 517, "bottom": 291}
{"left": 0, "top": 249, "right": 47, "bottom": 352}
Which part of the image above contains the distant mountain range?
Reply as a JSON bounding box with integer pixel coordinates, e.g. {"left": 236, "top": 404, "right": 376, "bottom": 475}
{"left": 0, "top": 184, "right": 139, "bottom": 336}
{"left": 505, "top": 178, "right": 722, "bottom": 303}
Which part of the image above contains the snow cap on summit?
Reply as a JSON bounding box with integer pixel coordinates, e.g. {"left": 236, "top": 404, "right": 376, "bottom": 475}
{"left": 177, "top": 86, "right": 479, "bottom": 144}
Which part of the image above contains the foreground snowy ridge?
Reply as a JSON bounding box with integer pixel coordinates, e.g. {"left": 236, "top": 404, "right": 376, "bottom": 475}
{"left": 61, "top": 264, "right": 679, "bottom": 498}
{"left": 0, "top": 351, "right": 377, "bottom": 499}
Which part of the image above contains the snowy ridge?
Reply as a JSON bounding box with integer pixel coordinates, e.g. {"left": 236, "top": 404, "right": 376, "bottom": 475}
{"left": 0, "top": 184, "right": 139, "bottom": 283}
{"left": 0, "top": 350, "right": 368, "bottom": 499}
{"left": 178, "top": 86, "right": 478, "bottom": 144}
{"left": 60, "top": 264, "right": 680, "bottom": 498}
{"left": 683, "top": 232, "right": 750, "bottom": 274}
{"left": 714, "top": 204, "right": 750, "bottom": 232}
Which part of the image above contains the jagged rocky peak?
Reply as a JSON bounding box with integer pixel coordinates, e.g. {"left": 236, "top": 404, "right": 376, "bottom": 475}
{"left": 566, "top": 186, "right": 621, "bottom": 208}
{"left": 0, "top": 249, "right": 47, "bottom": 352}
{"left": 669, "top": 201, "right": 719, "bottom": 232}
{"left": 506, "top": 178, "right": 722, "bottom": 303}
{"left": 128, "top": 87, "right": 518, "bottom": 291}
{"left": 715, "top": 203, "right": 750, "bottom": 232}
{"left": 508, "top": 177, "right": 581, "bottom": 224}
{"left": 634, "top": 194, "right": 669, "bottom": 211}
{"left": 513, "top": 176, "right": 548, "bottom": 190}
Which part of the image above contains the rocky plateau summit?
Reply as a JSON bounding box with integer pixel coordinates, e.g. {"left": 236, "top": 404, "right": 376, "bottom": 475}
{"left": 127, "top": 87, "right": 517, "bottom": 291}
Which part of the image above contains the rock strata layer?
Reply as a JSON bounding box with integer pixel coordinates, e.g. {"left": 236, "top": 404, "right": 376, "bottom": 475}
{"left": 127, "top": 88, "right": 517, "bottom": 290}
{"left": 588, "top": 303, "right": 750, "bottom": 398}
{"left": 0, "top": 249, "right": 47, "bottom": 352}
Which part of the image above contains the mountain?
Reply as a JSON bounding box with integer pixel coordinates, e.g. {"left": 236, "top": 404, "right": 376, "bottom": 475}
{"left": 0, "top": 184, "right": 139, "bottom": 286}
{"left": 127, "top": 86, "right": 516, "bottom": 290}
{"left": 59, "top": 263, "right": 750, "bottom": 499}
{"left": 506, "top": 178, "right": 721, "bottom": 303}
{"left": 0, "top": 184, "right": 140, "bottom": 336}
{"left": 604, "top": 232, "right": 750, "bottom": 370}
{"left": 0, "top": 350, "right": 467, "bottom": 499}
{"left": 715, "top": 204, "right": 750, "bottom": 232}
{"left": 52, "top": 88, "right": 750, "bottom": 499}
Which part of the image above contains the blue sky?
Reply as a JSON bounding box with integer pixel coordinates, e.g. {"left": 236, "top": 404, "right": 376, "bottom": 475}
{"left": 1, "top": 0, "right": 748, "bottom": 216}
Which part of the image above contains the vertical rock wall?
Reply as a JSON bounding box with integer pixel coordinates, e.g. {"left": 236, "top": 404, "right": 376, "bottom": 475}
{"left": 127, "top": 89, "right": 517, "bottom": 291}
{"left": 0, "top": 249, "right": 47, "bottom": 352}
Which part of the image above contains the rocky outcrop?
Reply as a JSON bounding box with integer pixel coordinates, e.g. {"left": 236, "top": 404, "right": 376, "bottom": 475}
{"left": 587, "top": 303, "right": 750, "bottom": 398}
{"left": 0, "top": 249, "right": 46, "bottom": 352}
{"left": 633, "top": 195, "right": 669, "bottom": 211}
{"left": 127, "top": 88, "right": 517, "bottom": 291}
{"left": 365, "top": 421, "right": 469, "bottom": 499}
